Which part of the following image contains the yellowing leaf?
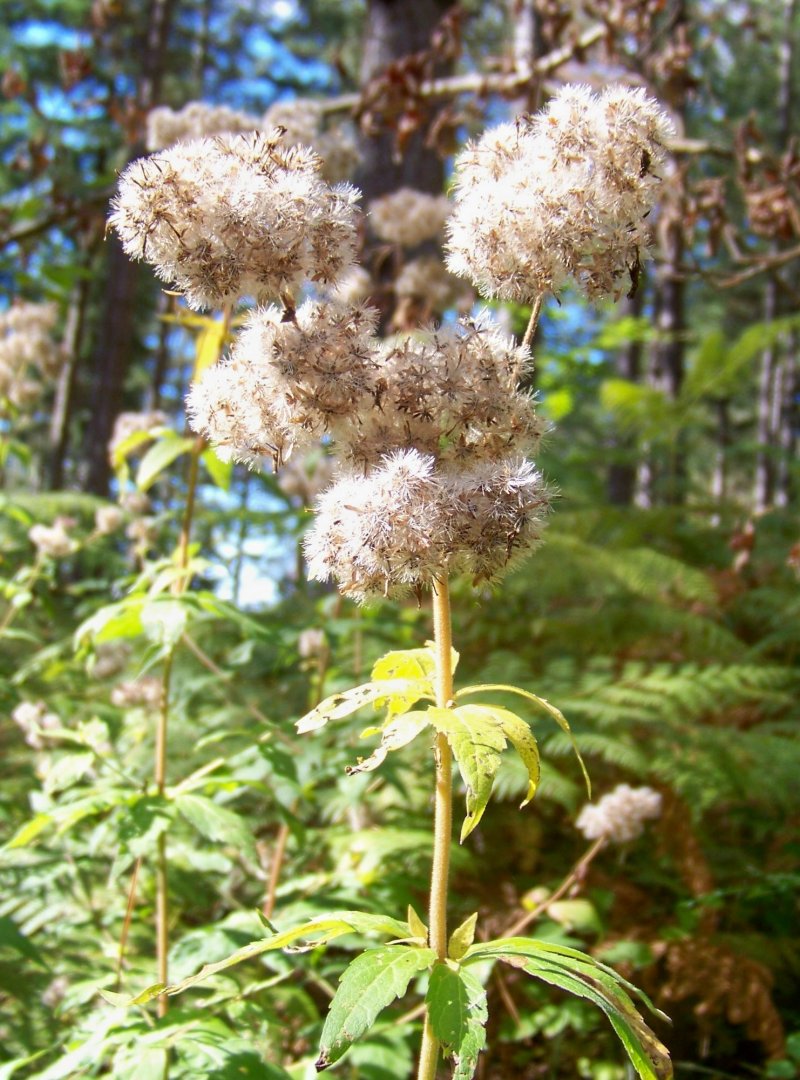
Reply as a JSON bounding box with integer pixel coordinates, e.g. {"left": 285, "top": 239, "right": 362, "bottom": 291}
{"left": 297, "top": 679, "right": 433, "bottom": 734}
{"left": 448, "top": 912, "right": 478, "bottom": 960}
{"left": 427, "top": 706, "right": 507, "bottom": 841}
{"left": 346, "top": 711, "right": 431, "bottom": 775}
{"left": 457, "top": 683, "right": 590, "bottom": 796}
{"left": 464, "top": 704, "right": 540, "bottom": 806}
{"left": 407, "top": 905, "right": 428, "bottom": 942}
{"left": 193, "top": 317, "right": 228, "bottom": 380}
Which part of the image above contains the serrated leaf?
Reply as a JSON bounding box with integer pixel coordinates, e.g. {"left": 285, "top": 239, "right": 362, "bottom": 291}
{"left": 317, "top": 945, "right": 436, "bottom": 1068}
{"left": 408, "top": 905, "right": 428, "bottom": 941}
{"left": 346, "top": 711, "right": 431, "bottom": 774}
{"left": 175, "top": 793, "right": 257, "bottom": 864}
{"left": 464, "top": 938, "right": 671, "bottom": 1080}
{"left": 117, "top": 911, "right": 412, "bottom": 1003}
{"left": 99, "top": 984, "right": 166, "bottom": 1007}
{"left": 136, "top": 434, "right": 195, "bottom": 492}
{"left": 426, "top": 963, "right": 487, "bottom": 1080}
{"left": 427, "top": 706, "right": 507, "bottom": 841}
{"left": 448, "top": 912, "right": 478, "bottom": 960}
{"left": 297, "top": 679, "right": 433, "bottom": 734}
{"left": 457, "top": 684, "right": 590, "bottom": 796}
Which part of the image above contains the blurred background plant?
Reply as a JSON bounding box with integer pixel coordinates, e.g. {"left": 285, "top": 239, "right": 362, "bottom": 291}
{"left": 1, "top": 1, "right": 799, "bottom": 1077}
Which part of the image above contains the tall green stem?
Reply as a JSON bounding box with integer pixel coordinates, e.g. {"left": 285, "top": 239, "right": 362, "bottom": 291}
{"left": 417, "top": 576, "right": 455, "bottom": 1080}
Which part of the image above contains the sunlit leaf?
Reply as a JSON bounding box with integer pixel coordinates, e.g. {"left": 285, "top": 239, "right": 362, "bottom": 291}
{"left": 317, "top": 945, "right": 435, "bottom": 1068}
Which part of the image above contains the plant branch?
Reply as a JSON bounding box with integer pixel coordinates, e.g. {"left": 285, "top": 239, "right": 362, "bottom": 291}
{"left": 319, "top": 24, "right": 607, "bottom": 116}
{"left": 521, "top": 294, "right": 544, "bottom": 354}
{"left": 502, "top": 835, "right": 606, "bottom": 938}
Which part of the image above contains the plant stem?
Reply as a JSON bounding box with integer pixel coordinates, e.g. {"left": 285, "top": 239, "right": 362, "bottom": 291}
{"left": 153, "top": 434, "right": 205, "bottom": 1020}
{"left": 521, "top": 293, "right": 544, "bottom": 354}
{"left": 155, "top": 652, "right": 172, "bottom": 1018}
{"left": 417, "top": 576, "right": 455, "bottom": 1080}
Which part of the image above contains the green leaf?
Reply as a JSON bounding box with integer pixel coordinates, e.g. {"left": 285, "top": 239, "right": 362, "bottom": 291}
{"left": 0, "top": 917, "right": 49, "bottom": 968}
{"left": 175, "top": 793, "right": 258, "bottom": 864}
{"left": 346, "top": 711, "right": 431, "bottom": 775}
{"left": 407, "top": 905, "right": 428, "bottom": 942}
{"left": 448, "top": 913, "right": 478, "bottom": 960}
{"left": 140, "top": 597, "right": 189, "bottom": 649}
{"left": 136, "top": 434, "right": 195, "bottom": 492}
{"left": 462, "top": 704, "right": 540, "bottom": 806}
{"left": 370, "top": 646, "right": 457, "bottom": 716}
{"left": 464, "top": 938, "right": 671, "bottom": 1080}
{"left": 117, "top": 911, "right": 412, "bottom": 1003}
{"left": 427, "top": 706, "right": 507, "bottom": 841}
{"left": 456, "top": 684, "right": 590, "bottom": 796}
{"left": 317, "top": 945, "right": 436, "bottom": 1068}
{"left": 426, "top": 963, "right": 487, "bottom": 1080}
{"left": 201, "top": 446, "right": 233, "bottom": 490}
{"left": 297, "top": 679, "right": 434, "bottom": 734}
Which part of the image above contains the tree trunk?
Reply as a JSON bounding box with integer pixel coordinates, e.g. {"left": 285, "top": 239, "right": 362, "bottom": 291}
{"left": 607, "top": 293, "right": 643, "bottom": 506}
{"left": 48, "top": 255, "right": 94, "bottom": 489}
{"left": 85, "top": 0, "right": 175, "bottom": 494}
{"left": 355, "top": 0, "right": 453, "bottom": 203}
{"left": 754, "top": 0, "right": 797, "bottom": 512}
{"left": 710, "top": 398, "right": 730, "bottom": 526}
{"left": 774, "top": 333, "right": 797, "bottom": 508}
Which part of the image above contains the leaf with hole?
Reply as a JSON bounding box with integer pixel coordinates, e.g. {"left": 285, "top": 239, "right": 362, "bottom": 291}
{"left": 346, "top": 711, "right": 431, "bottom": 775}
{"left": 297, "top": 679, "right": 434, "bottom": 734}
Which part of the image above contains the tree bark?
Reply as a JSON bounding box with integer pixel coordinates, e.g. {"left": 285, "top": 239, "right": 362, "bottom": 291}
{"left": 607, "top": 293, "right": 643, "bottom": 506}
{"left": 754, "top": 0, "right": 797, "bottom": 512}
{"left": 85, "top": 0, "right": 175, "bottom": 494}
{"left": 355, "top": 0, "right": 454, "bottom": 203}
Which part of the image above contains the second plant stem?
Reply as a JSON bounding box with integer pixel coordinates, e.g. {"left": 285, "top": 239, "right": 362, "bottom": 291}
{"left": 417, "top": 575, "right": 455, "bottom": 1080}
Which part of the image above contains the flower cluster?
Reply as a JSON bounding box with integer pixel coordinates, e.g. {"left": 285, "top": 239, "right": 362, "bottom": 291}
{"left": 29, "top": 517, "right": 75, "bottom": 559}
{"left": 188, "top": 300, "right": 379, "bottom": 467}
{"left": 110, "top": 83, "right": 672, "bottom": 600}
{"left": 369, "top": 188, "right": 452, "bottom": 248}
{"left": 446, "top": 85, "right": 674, "bottom": 302}
{"left": 147, "top": 99, "right": 359, "bottom": 184}
{"left": 111, "top": 677, "right": 162, "bottom": 709}
{"left": 262, "top": 99, "right": 359, "bottom": 183}
{"left": 110, "top": 129, "right": 360, "bottom": 309}
{"left": 0, "top": 302, "right": 65, "bottom": 409}
{"left": 146, "top": 102, "right": 258, "bottom": 151}
{"left": 576, "top": 784, "right": 662, "bottom": 844}
{"left": 108, "top": 409, "right": 168, "bottom": 461}
{"left": 11, "top": 700, "right": 61, "bottom": 750}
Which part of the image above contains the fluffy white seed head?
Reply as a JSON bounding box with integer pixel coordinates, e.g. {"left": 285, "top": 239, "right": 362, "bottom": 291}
{"left": 108, "top": 410, "right": 168, "bottom": 460}
{"left": 263, "top": 98, "right": 360, "bottom": 183}
{"left": 109, "top": 130, "right": 361, "bottom": 309}
{"left": 369, "top": 188, "right": 452, "bottom": 247}
{"left": 0, "top": 302, "right": 65, "bottom": 407}
{"left": 305, "top": 451, "right": 549, "bottom": 600}
{"left": 29, "top": 518, "right": 75, "bottom": 558}
{"left": 95, "top": 505, "right": 125, "bottom": 535}
{"left": 187, "top": 299, "right": 379, "bottom": 467}
{"left": 446, "top": 84, "right": 674, "bottom": 303}
{"left": 576, "top": 784, "right": 662, "bottom": 844}
{"left": 334, "top": 313, "right": 544, "bottom": 471}
{"left": 393, "top": 254, "right": 466, "bottom": 313}
{"left": 11, "top": 700, "right": 61, "bottom": 750}
{"left": 146, "top": 102, "right": 259, "bottom": 151}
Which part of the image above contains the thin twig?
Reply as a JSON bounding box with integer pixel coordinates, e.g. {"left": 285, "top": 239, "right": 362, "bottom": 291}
{"left": 502, "top": 836, "right": 606, "bottom": 938}
{"left": 116, "top": 857, "right": 142, "bottom": 988}
{"left": 521, "top": 294, "right": 544, "bottom": 354}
